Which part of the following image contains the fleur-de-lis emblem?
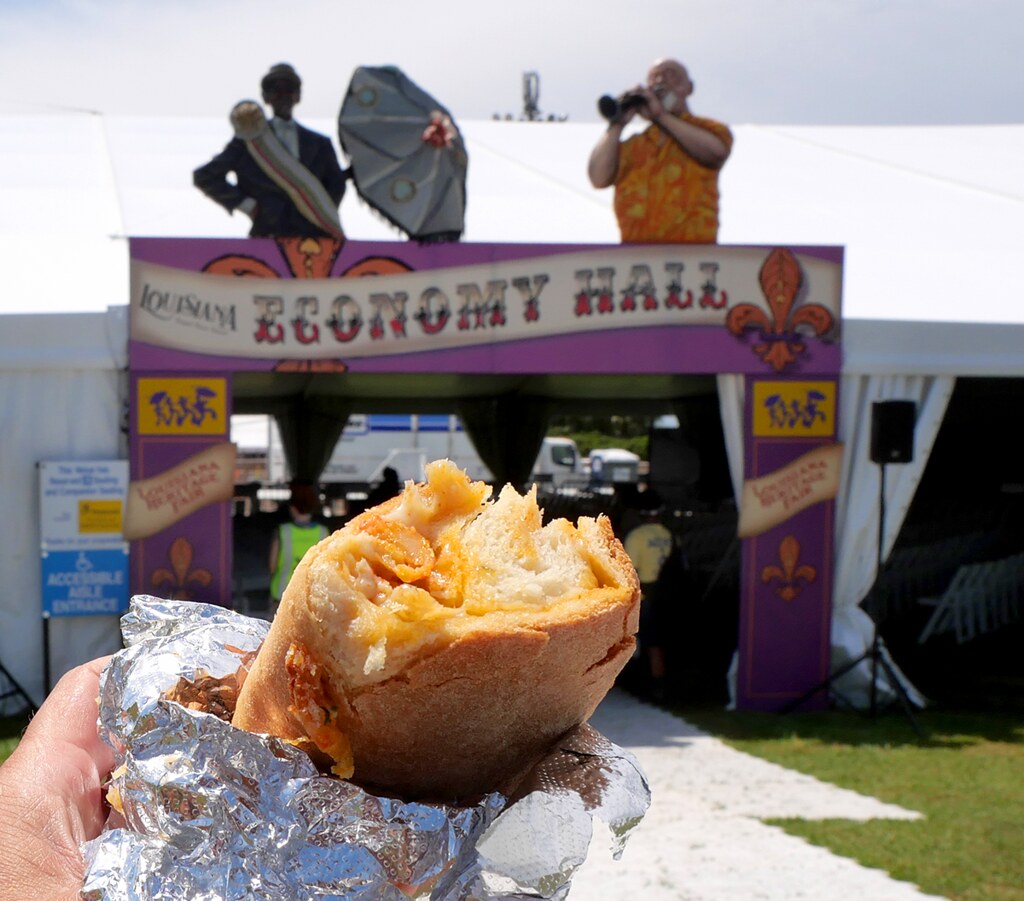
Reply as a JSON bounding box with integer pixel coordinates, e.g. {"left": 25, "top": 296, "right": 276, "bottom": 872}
{"left": 280, "top": 237, "right": 343, "bottom": 279}
{"left": 726, "top": 248, "right": 835, "bottom": 372}
{"left": 151, "top": 537, "right": 213, "bottom": 601}
{"left": 761, "top": 535, "right": 817, "bottom": 602}
{"left": 202, "top": 238, "right": 343, "bottom": 281}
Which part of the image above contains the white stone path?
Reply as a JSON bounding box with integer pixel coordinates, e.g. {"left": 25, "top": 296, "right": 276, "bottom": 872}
{"left": 570, "top": 690, "right": 947, "bottom": 900}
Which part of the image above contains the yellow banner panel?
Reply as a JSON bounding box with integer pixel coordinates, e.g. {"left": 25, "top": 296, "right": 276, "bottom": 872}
{"left": 137, "top": 378, "right": 228, "bottom": 435}
{"left": 752, "top": 381, "right": 836, "bottom": 437}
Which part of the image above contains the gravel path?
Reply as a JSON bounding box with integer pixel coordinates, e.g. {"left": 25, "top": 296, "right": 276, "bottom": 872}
{"left": 570, "top": 689, "right": 947, "bottom": 900}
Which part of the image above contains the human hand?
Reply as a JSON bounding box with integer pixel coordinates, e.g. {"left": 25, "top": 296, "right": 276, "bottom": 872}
{"left": 0, "top": 657, "right": 114, "bottom": 901}
{"left": 636, "top": 86, "right": 665, "bottom": 122}
{"left": 236, "top": 197, "right": 260, "bottom": 222}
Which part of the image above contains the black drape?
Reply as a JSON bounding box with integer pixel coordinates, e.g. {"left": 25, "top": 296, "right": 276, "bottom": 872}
{"left": 458, "top": 395, "right": 550, "bottom": 488}
{"left": 273, "top": 396, "right": 353, "bottom": 483}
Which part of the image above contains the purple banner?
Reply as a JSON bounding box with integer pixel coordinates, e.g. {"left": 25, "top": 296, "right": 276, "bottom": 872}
{"left": 736, "top": 376, "right": 841, "bottom": 710}
{"left": 129, "top": 237, "right": 843, "bottom": 694}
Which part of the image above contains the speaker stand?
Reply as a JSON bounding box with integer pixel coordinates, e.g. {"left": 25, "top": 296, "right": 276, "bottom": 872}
{"left": 0, "top": 657, "right": 36, "bottom": 716}
{"left": 781, "top": 463, "right": 926, "bottom": 739}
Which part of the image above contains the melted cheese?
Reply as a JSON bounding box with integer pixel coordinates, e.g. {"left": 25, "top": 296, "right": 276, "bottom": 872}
{"left": 304, "top": 459, "right": 625, "bottom": 684}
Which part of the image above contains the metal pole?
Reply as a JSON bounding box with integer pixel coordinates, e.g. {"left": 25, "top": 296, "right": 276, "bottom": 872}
{"left": 870, "top": 463, "right": 886, "bottom": 714}
{"left": 42, "top": 613, "right": 52, "bottom": 695}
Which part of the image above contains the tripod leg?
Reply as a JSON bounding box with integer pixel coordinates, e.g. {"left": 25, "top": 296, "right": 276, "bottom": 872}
{"left": 780, "top": 650, "right": 872, "bottom": 714}
{"left": 875, "top": 653, "right": 927, "bottom": 740}
{"left": 0, "top": 660, "right": 36, "bottom": 715}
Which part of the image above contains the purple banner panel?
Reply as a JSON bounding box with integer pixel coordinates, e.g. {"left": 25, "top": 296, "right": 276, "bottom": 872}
{"left": 128, "top": 373, "right": 234, "bottom": 607}
{"left": 128, "top": 239, "right": 843, "bottom": 378}
{"left": 126, "top": 238, "right": 845, "bottom": 677}
{"left": 736, "top": 376, "right": 841, "bottom": 711}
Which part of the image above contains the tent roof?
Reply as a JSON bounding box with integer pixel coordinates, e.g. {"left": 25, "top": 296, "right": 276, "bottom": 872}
{"left": 2, "top": 114, "right": 1024, "bottom": 374}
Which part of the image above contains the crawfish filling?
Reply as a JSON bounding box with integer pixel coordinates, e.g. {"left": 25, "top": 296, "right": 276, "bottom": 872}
{"left": 285, "top": 641, "right": 354, "bottom": 778}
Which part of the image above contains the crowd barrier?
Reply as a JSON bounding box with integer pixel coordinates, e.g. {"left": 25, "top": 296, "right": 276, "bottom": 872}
{"left": 917, "top": 552, "right": 1024, "bottom": 644}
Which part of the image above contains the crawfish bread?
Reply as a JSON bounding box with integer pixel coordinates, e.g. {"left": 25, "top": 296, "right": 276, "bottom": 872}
{"left": 232, "top": 460, "right": 640, "bottom": 801}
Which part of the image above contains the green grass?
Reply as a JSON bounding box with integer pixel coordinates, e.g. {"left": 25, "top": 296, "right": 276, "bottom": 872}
{"left": 677, "top": 705, "right": 1024, "bottom": 901}
{"left": 0, "top": 713, "right": 29, "bottom": 763}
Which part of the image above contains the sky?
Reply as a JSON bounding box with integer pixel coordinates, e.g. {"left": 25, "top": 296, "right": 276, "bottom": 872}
{"left": 0, "top": 0, "right": 1022, "bottom": 126}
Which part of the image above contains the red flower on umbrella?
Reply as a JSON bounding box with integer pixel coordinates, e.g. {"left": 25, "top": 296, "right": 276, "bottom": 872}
{"left": 422, "top": 111, "right": 457, "bottom": 149}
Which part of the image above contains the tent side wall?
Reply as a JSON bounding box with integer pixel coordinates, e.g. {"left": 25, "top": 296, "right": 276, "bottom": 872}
{"left": 0, "top": 310, "right": 127, "bottom": 704}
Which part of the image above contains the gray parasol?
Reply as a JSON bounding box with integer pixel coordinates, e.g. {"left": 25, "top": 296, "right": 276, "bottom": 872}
{"left": 338, "top": 65, "right": 468, "bottom": 243}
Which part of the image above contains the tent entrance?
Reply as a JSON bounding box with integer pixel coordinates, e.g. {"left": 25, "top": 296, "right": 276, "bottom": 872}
{"left": 127, "top": 237, "right": 844, "bottom": 711}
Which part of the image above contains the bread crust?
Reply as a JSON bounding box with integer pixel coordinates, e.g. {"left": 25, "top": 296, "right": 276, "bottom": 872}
{"left": 233, "top": 462, "right": 640, "bottom": 802}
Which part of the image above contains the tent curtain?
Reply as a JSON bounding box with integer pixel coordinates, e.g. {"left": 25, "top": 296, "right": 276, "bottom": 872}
{"left": 829, "top": 373, "right": 955, "bottom": 708}
{"left": 716, "top": 374, "right": 746, "bottom": 710}
{"left": 274, "top": 397, "right": 353, "bottom": 483}
{"left": 715, "top": 374, "right": 746, "bottom": 504}
{"left": 458, "top": 395, "right": 550, "bottom": 487}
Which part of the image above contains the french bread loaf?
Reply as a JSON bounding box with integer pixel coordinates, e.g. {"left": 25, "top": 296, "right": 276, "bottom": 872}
{"left": 232, "top": 459, "right": 640, "bottom": 801}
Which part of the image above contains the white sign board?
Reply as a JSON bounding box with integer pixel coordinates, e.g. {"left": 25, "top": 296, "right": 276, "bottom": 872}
{"left": 39, "top": 460, "right": 129, "bottom": 617}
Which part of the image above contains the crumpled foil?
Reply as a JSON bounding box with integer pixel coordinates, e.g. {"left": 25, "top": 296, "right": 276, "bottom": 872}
{"left": 81, "top": 596, "right": 650, "bottom": 900}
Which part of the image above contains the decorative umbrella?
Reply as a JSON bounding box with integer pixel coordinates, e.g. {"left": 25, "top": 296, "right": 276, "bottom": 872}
{"left": 338, "top": 65, "right": 468, "bottom": 243}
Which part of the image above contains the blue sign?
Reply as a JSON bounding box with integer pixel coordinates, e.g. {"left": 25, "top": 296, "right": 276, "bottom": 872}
{"left": 41, "top": 548, "right": 129, "bottom": 617}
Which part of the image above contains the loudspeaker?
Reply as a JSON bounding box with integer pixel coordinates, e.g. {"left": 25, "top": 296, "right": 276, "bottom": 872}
{"left": 871, "top": 400, "right": 916, "bottom": 464}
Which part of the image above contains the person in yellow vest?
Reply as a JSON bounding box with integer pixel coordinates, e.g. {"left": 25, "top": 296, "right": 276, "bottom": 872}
{"left": 269, "top": 480, "right": 329, "bottom": 609}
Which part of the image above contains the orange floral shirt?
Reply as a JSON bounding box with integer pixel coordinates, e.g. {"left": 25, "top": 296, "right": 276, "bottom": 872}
{"left": 614, "top": 114, "right": 733, "bottom": 243}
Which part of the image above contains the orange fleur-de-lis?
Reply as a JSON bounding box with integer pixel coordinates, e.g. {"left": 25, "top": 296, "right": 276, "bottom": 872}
{"left": 725, "top": 248, "right": 835, "bottom": 372}
{"left": 761, "top": 535, "right": 817, "bottom": 602}
{"left": 151, "top": 536, "right": 214, "bottom": 601}
{"left": 279, "top": 236, "right": 343, "bottom": 279}
{"left": 202, "top": 237, "right": 342, "bottom": 281}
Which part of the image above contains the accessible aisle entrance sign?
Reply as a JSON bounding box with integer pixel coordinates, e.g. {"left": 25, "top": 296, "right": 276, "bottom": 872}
{"left": 39, "top": 460, "right": 129, "bottom": 616}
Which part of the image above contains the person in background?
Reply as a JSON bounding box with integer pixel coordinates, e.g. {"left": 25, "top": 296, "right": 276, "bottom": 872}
{"left": 648, "top": 528, "right": 693, "bottom": 699}
{"left": 365, "top": 466, "right": 402, "bottom": 507}
{"left": 194, "top": 63, "right": 346, "bottom": 238}
{"left": 269, "top": 480, "right": 329, "bottom": 608}
{"left": 588, "top": 58, "right": 732, "bottom": 243}
{"left": 622, "top": 494, "right": 674, "bottom": 700}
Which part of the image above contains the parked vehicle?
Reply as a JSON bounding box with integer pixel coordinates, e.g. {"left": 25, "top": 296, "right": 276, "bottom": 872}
{"left": 319, "top": 414, "right": 493, "bottom": 484}
{"left": 234, "top": 414, "right": 582, "bottom": 491}
{"left": 529, "top": 436, "right": 583, "bottom": 489}
{"left": 588, "top": 447, "right": 641, "bottom": 486}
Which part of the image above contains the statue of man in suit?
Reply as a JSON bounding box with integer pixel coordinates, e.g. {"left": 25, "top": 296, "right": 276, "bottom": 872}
{"left": 194, "top": 63, "right": 347, "bottom": 239}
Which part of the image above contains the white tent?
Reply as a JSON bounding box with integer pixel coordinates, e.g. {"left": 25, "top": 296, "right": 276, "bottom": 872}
{"left": 2, "top": 114, "right": 1023, "bottom": 704}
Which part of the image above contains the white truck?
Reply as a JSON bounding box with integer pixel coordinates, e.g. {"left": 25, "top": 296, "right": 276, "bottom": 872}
{"left": 530, "top": 435, "right": 584, "bottom": 490}
{"left": 319, "top": 414, "right": 493, "bottom": 484}
{"left": 235, "top": 413, "right": 582, "bottom": 489}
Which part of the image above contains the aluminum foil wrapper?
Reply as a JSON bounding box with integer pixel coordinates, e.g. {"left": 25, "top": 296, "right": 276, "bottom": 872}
{"left": 81, "top": 596, "right": 650, "bottom": 900}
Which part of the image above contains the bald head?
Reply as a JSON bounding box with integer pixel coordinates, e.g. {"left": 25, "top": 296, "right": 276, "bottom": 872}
{"left": 647, "top": 58, "right": 693, "bottom": 114}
